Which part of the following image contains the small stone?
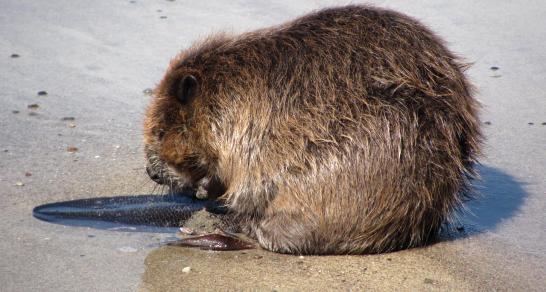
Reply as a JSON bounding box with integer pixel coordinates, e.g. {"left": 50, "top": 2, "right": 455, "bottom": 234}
{"left": 61, "top": 117, "right": 75, "bottom": 121}
{"left": 15, "top": 181, "right": 24, "bottom": 186}
{"left": 87, "top": 234, "right": 96, "bottom": 238}
{"left": 94, "top": 155, "right": 100, "bottom": 159}
{"left": 542, "top": 122, "right": 546, "bottom": 125}
{"left": 3, "top": 149, "right": 8, "bottom": 153}
{"left": 10, "top": 53, "right": 20, "bottom": 58}
{"left": 182, "top": 266, "right": 191, "bottom": 273}
{"left": 254, "top": 255, "right": 263, "bottom": 259}
{"left": 27, "top": 104, "right": 39, "bottom": 110}
{"left": 157, "top": 9, "right": 162, "bottom": 12}
{"left": 28, "top": 112, "right": 38, "bottom": 116}
{"left": 12, "top": 110, "right": 19, "bottom": 114}
{"left": 24, "top": 172, "right": 32, "bottom": 177}
{"left": 37, "top": 91, "right": 48, "bottom": 96}
{"left": 528, "top": 122, "right": 534, "bottom": 125}
{"left": 129, "top": 0, "right": 136, "bottom": 3}
{"left": 67, "top": 146, "right": 79, "bottom": 153}
{"left": 160, "top": 16, "right": 167, "bottom": 19}
{"left": 490, "top": 66, "right": 499, "bottom": 71}
{"left": 424, "top": 278, "right": 434, "bottom": 284}
{"left": 143, "top": 88, "right": 153, "bottom": 95}
{"left": 484, "top": 121, "right": 491, "bottom": 125}
{"left": 299, "top": 255, "right": 304, "bottom": 259}
{"left": 117, "top": 246, "right": 138, "bottom": 253}
{"left": 68, "top": 123, "right": 76, "bottom": 128}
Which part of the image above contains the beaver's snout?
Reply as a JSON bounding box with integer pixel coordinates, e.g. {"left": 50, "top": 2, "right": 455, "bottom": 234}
{"left": 146, "top": 165, "right": 167, "bottom": 185}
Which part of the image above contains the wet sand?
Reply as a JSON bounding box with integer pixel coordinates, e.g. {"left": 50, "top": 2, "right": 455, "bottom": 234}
{"left": 141, "top": 244, "right": 476, "bottom": 291}
{"left": 139, "top": 215, "right": 541, "bottom": 291}
{"left": 1, "top": 0, "right": 545, "bottom": 291}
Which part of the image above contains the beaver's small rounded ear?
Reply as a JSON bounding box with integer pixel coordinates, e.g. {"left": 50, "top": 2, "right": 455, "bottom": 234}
{"left": 174, "top": 75, "right": 199, "bottom": 104}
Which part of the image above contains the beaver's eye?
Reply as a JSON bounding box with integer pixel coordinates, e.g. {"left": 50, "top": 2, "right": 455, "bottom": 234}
{"left": 175, "top": 75, "right": 199, "bottom": 104}
{"left": 157, "top": 129, "right": 165, "bottom": 140}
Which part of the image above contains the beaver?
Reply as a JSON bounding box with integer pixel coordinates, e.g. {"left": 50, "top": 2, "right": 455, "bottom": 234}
{"left": 143, "top": 5, "right": 481, "bottom": 255}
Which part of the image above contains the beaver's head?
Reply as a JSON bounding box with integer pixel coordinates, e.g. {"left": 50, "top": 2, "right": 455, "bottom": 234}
{"left": 143, "top": 66, "right": 225, "bottom": 198}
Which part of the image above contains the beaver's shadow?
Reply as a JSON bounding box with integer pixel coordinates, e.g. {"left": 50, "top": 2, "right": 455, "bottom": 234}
{"left": 449, "top": 164, "right": 528, "bottom": 237}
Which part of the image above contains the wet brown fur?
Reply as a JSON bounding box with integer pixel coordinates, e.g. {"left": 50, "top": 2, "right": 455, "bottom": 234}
{"left": 143, "top": 5, "right": 481, "bottom": 254}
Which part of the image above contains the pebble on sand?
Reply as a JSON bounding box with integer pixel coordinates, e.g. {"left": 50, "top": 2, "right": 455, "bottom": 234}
{"left": 490, "top": 66, "right": 499, "bottom": 71}
{"left": 27, "top": 104, "right": 39, "bottom": 110}
{"left": 67, "top": 146, "right": 79, "bottom": 153}
{"left": 61, "top": 117, "right": 75, "bottom": 121}
{"left": 12, "top": 110, "right": 19, "bottom": 114}
{"left": 24, "top": 172, "right": 32, "bottom": 177}
{"left": 424, "top": 278, "right": 435, "bottom": 284}
{"left": 10, "top": 53, "right": 20, "bottom": 58}
{"left": 143, "top": 88, "right": 153, "bottom": 95}
{"left": 15, "top": 181, "right": 24, "bottom": 186}
{"left": 182, "top": 266, "right": 192, "bottom": 273}
{"left": 37, "top": 91, "right": 48, "bottom": 96}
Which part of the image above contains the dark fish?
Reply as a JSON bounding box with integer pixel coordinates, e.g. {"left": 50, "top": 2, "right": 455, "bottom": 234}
{"left": 33, "top": 194, "right": 226, "bottom": 233}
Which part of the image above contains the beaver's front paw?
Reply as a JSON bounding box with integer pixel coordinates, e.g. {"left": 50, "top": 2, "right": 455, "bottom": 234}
{"left": 195, "top": 176, "right": 226, "bottom": 200}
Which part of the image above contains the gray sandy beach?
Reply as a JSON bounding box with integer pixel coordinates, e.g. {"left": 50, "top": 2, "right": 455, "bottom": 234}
{"left": 1, "top": 0, "right": 545, "bottom": 291}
